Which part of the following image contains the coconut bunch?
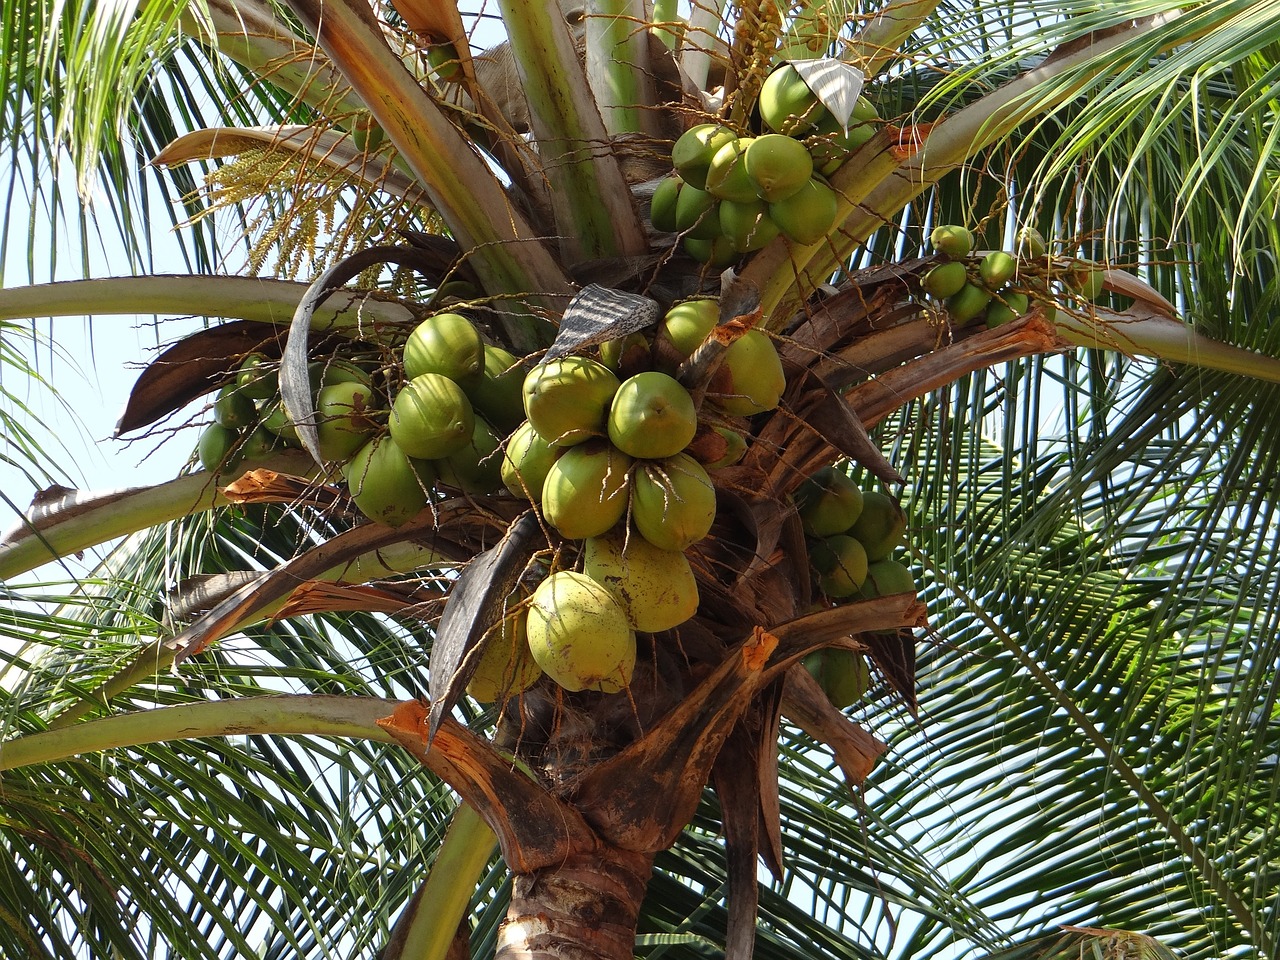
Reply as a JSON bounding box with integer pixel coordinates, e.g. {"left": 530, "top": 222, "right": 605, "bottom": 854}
{"left": 919, "top": 223, "right": 1110, "bottom": 329}
{"left": 793, "top": 464, "right": 916, "bottom": 710}
{"left": 651, "top": 63, "right": 879, "bottom": 265}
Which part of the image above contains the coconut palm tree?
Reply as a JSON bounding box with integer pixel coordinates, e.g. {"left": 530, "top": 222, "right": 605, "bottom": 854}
{"left": 1, "top": 2, "right": 1278, "bottom": 959}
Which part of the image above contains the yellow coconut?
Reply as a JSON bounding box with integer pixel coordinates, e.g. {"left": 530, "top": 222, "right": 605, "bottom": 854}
{"left": 467, "top": 605, "right": 543, "bottom": 703}
{"left": 526, "top": 571, "right": 636, "bottom": 693}
{"left": 540, "top": 440, "right": 633, "bottom": 540}
{"left": 631, "top": 452, "right": 716, "bottom": 551}
{"left": 582, "top": 528, "right": 700, "bottom": 632}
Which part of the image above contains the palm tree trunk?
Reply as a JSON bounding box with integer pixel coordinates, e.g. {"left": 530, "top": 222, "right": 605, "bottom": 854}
{"left": 497, "top": 845, "right": 656, "bottom": 960}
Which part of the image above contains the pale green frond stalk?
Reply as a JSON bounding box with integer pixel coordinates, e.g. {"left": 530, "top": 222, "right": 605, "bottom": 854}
{"left": 585, "top": 0, "right": 660, "bottom": 136}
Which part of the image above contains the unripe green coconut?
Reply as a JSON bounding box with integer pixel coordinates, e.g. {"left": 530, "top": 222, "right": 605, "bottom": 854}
{"left": 719, "top": 197, "right": 780, "bottom": 253}
{"left": 684, "top": 235, "right": 739, "bottom": 267}
{"left": 344, "top": 435, "right": 431, "bottom": 526}
{"left": 859, "top": 558, "right": 916, "bottom": 598}
{"left": 691, "top": 424, "right": 747, "bottom": 470}
{"left": 316, "top": 380, "right": 384, "bottom": 461}
{"left": 810, "top": 534, "right": 869, "bottom": 598}
{"left": 466, "top": 344, "right": 526, "bottom": 433}
{"left": 650, "top": 175, "right": 682, "bottom": 233}
{"left": 526, "top": 570, "right": 636, "bottom": 693}
{"left": 541, "top": 440, "right": 633, "bottom": 539}
{"left": 986, "top": 292, "right": 1029, "bottom": 328}
{"left": 1070, "top": 263, "right": 1106, "bottom": 301}
{"left": 213, "top": 385, "right": 256, "bottom": 430}
{"left": 744, "top": 134, "right": 813, "bottom": 202}
{"left": 979, "top": 251, "right": 1018, "bottom": 289}
{"left": 671, "top": 124, "right": 737, "bottom": 190}
{"left": 238, "top": 426, "right": 280, "bottom": 462}
{"left": 632, "top": 452, "right": 716, "bottom": 551}
{"left": 583, "top": 528, "right": 699, "bottom": 632}
{"left": 598, "top": 332, "right": 650, "bottom": 372}
{"left": 198, "top": 423, "right": 241, "bottom": 473}
{"left": 522, "top": 356, "right": 620, "bottom": 447}
{"left": 235, "top": 353, "right": 278, "bottom": 400}
{"left": 437, "top": 416, "right": 504, "bottom": 494}
{"left": 708, "top": 329, "right": 786, "bottom": 416}
{"left": 389, "top": 374, "right": 474, "bottom": 460}
{"left": 467, "top": 605, "right": 542, "bottom": 703}
{"left": 807, "top": 98, "right": 878, "bottom": 174}
{"left": 309, "top": 358, "right": 373, "bottom": 392}
{"left": 947, "top": 283, "right": 994, "bottom": 325}
{"left": 759, "top": 64, "right": 827, "bottom": 135}
{"left": 259, "top": 399, "right": 300, "bottom": 443}
{"left": 661, "top": 299, "right": 718, "bottom": 358}
{"left": 795, "top": 465, "right": 864, "bottom": 537}
{"left": 930, "top": 224, "right": 973, "bottom": 258}
{"left": 921, "top": 261, "right": 968, "bottom": 299}
{"left": 768, "top": 176, "right": 837, "bottom": 244}
{"left": 674, "top": 185, "right": 722, "bottom": 240}
{"left": 404, "top": 312, "right": 484, "bottom": 384}
{"left": 1016, "top": 226, "right": 1048, "bottom": 259}
{"left": 501, "top": 420, "right": 560, "bottom": 501}
{"left": 705, "top": 137, "right": 759, "bottom": 204}
{"left": 849, "top": 490, "right": 907, "bottom": 561}
{"left": 607, "top": 371, "right": 698, "bottom": 459}
{"left": 804, "top": 647, "right": 870, "bottom": 708}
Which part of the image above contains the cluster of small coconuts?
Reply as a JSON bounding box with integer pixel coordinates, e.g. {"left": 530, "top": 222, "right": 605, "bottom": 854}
{"left": 650, "top": 63, "right": 878, "bottom": 265}
{"left": 919, "top": 223, "right": 1108, "bottom": 328}
{"left": 795, "top": 465, "right": 915, "bottom": 709}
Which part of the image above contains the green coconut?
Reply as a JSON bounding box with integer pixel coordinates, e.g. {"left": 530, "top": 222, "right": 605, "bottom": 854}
{"left": 921, "top": 261, "right": 968, "bottom": 299}
{"left": 522, "top": 355, "right": 620, "bottom": 447}
{"left": 704, "top": 137, "right": 759, "bottom": 204}
{"left": 707, "top": 329, "right": 786, "bottom": 416}
{"left": 259, "top": 398, "right": 300, "bottom": 443}
{"left": 631, "top": 452, "right": 716, "bottom": 552}
{"left": 719, "top": 197, "right": 780, "bottom": 253}
{"left": 344, "top": 435, "right": 431, "bottom": 526}
{"left": 849, "top": 490, "right": 907, "bottom": 561}
{"left": 466, "top": 344, "right": 526, "bottom": 432}
{"left": 607, "top": 371, "right": 698, "bottom": 460}
{"left": 389, "top": 373, "right": 474, "bottom": 460}
{"left": 213, "top": 385, "right": 256, "bottom": 430}
{"left": 859, "top": 558, "right": 916, "bottom": 598}
{"left": 238, "top": 426, "right": 280, "bottom": 462}
{"left": 501, "top": 419, "right": 560, "bottom": 501}
{"left": 404, "top": 312, "right": 484, "bottom": 384}
{"left": 795, "top": 465, "right": 864, "bottom": 537}
{"left": 671, "top": 123, "right": 738, "bottom": 190}
{"left": 198, "top": 423, "right": 241, "bottom": 473}
{"left": 235, "top": 353, "right": 278, "bottom": 400}
{"left": 810, "top": 534, "right": 869, "bottom": 598}
{"left": 947, "top": 283, "right": 994, "bottom": 325}
{"left": 673, "top": 184, "right": 721, "bottom": 240}
{"left": 930, "top": 224, "right": 973, "bottom": 258}
{"left": 583, "top": 527, "right": 700, "bottom": 633}
{"left": 309, "top": 358, "right": 373, "bottom": 392}
{"left": 660, "top": 299, "right": 718, "bottom": 360}
{"left": 316, "top": 380, "right": 384, "bottom": 462}
{"left": 804, "top": 648, "right": 870, "bottom": 709}
{"left": 986, "top": 292, "right": 1029, "bottom": 329}
{"left": 526, "top": 570, "right": 636, "bottom": 693}
{"left": 650, "top": 174, "right": 683, "bottom": 233}
{"left": 541, "top": 440, "right": 633, "bottom": 540}
{"left": 767, "top": 176, "right": 837, "bottom": 245}
{"left": 979, "top": 251, "right": 1018, "bottom": 289}
{"left": 467, "top": 605, "right": 542, "bottom": 703}
{"left": 744, "top": 134, "right": 813, "bottom": 203}
{"left": 758, "top": 64, "right": 826, "bottom": 135}
{"left": 437, "top": 416, "right": 504, "bottom": 494}
{"left": 683, "top": 235, "right": 739, "bottom": 267}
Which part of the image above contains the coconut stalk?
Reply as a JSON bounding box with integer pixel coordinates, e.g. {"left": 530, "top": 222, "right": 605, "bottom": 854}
{"left": 844, "top": 0, "right": 943, "bottom": 75}
{"left": 0, "top": 275, "right": 415, "bottom": 331}
{"left": 586, "top": 0, "right": 661, "bottom": 137}
{"left": 495, "top": 0, "right": 650, "bottom": 263}
{"left": 680, "top": 0, "right": 727, "bottom": 92}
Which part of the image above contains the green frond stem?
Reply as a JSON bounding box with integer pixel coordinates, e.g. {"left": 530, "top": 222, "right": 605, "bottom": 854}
{"left": 495, "top": 0, "right": 650, "bottom": 262}
{"left": 586, "top": 0, "right": 661, "bottom": 137}
{"left": 395, "top": 803, "right": 499, "bottom": 960}
{"left": 843, "top": 0, "right": 941, "bottom": 76}
{"left": 0, "top": 275, "right": 415, "bottom": 332}
{"left": 1056, "top": 305, "right": 1280, "bottom": 383}
{"left": 0, "top": 695, "right": 402, "bottom": 771}
{"left": 175, "top": 0, "right": 364, "bottom": 119}
{"left": 0, "top": 451, "right": 318, "bottom": 582}
{"left": 680, "top": 0, "right": 727, "bottom": 92}
{"left": 279, "top": 0, "right": 571, "bottom": 350}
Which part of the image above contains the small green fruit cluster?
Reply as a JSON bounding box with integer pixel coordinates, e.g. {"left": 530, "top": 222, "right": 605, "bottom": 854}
{"left": 795, "top": 465, "right": 917, "bottom": 708}
{"left": 922, "top": 224, "right": 1109, "bottom": 328}
{"left": 196, "top": 353, "right": 382, "bottom": 478}
{"left": 651, "top": 66, "right": 878, "bottom": 264}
